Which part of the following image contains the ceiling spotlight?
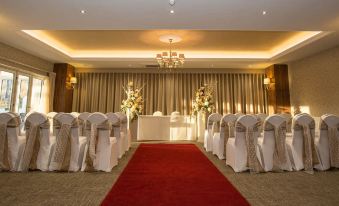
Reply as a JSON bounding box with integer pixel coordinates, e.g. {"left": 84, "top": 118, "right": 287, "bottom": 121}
{"left": 80, "top": 10, "right": 86, "bottom": 14}
{"left": 170, "top": 10, "right": 174, "bottom": 14}
{"left": 262, "top": 11, "right": 267, "bottom": 15}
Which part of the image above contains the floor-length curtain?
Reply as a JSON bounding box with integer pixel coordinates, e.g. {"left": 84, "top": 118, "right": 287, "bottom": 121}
{"left": 72, "top": 72, "right": 267, "bottom": 115}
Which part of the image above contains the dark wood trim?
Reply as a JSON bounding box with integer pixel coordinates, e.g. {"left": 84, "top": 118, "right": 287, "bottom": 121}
{"left": 265, "top": 64, "right": 291, "bottom": 114}
{"left": 53, "top": 63, "right": 75, "bottom": 112}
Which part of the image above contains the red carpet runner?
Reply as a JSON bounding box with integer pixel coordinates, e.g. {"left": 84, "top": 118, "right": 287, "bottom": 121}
{"left": 101, "top": 144, "right": 249, "bottom": 206}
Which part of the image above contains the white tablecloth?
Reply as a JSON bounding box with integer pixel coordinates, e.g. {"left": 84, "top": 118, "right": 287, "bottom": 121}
{"left": 137, "top": 115, "right": 196, "bottom": 141}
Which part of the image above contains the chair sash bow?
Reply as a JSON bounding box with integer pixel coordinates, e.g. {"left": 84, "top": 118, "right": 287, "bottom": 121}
{"left": 50, "top": 119, "right": 79, "bottom": 171}
{"left": 320, "top": 119, "right": 339, "bottom": 167}
{"left": 236, "top": 121, "right": 263, "bottom": 173}
{"left": 221, "top": 121, "right": 235, "bottom": 157}
{"left": 84, "top": 120, "right": 110, "bottom": 171}
{"left": 293, "top": 121, "right": 319, "bottom": 174}
{"left": 20, "top": 119, "right": 50, "bottom": 172}
{"left": 264, "top": 121, "right": 287, "bottom": 171}
{"left": 0, "top": 116, "right": 20, "bottom": 171}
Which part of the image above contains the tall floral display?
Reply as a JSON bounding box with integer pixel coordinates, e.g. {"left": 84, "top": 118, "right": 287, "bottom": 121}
{"left": 121, "top": 82, "right": 144, "bottom": 122}
{"left": 192, "top": 85, "right": 215, "bottom": 142}
{"left": 192, "top": 86, "right": 215, "bottom": 115}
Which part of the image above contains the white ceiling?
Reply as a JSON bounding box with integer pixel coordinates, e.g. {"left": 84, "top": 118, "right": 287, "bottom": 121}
{"left": 0, "top": 0, "right": 339, "bottom": 69}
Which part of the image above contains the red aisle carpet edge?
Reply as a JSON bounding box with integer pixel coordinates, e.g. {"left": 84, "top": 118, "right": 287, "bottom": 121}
{"left": 101, "top": 144, "right": 249, "bottom": 206}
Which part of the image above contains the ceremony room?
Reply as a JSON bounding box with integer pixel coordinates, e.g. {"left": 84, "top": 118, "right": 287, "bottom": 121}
{"left": 1, "top": 0, "right": 339, "bottom": 205}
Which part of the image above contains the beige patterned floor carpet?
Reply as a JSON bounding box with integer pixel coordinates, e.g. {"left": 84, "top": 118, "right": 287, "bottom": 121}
{"left": 0, "top": 141, "right": 338, "bottom": 206}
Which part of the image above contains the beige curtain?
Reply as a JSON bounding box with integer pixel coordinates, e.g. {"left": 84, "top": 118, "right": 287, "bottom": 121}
{"left": 41, "top": 72, "right": 55, "bottom": 113}
{"left": 72, "top": 72, "right": 267, "bottom": 115}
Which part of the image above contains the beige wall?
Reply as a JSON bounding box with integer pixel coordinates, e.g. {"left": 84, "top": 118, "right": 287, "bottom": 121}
{"left": 289, "top": 46, "right": 339, "bottom": 116}
{"left": 0, "top": 42, "right": 53, "bottom": 74}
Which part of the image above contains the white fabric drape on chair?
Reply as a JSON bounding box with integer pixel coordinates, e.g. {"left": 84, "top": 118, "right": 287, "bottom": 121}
{"left": 72, "top": 72, "right": 267, "bottom": 115}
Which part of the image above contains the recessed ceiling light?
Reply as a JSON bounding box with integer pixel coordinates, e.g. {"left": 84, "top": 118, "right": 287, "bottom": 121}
{"left": 170, "top": 10, "right": 174, "bottom": 14}
{"left": 81, "top": 10, "right": 86, "bottom": 14}
{"left": 262, "top": 11, "right": 267, "bottom": 15}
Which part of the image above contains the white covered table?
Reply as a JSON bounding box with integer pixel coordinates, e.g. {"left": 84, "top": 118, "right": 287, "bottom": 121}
{"left": 137, "top": 115, "right": 196, "bottom": 141}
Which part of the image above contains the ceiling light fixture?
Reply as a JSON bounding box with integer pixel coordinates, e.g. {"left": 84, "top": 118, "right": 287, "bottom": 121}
{"left": 80, "top": 10, "right": 86, "bottom": 14}
{"left": 170, "top": 10, "right": 174, "bottom": 14}
{"left": 262, "top": 11, "right": 267, "bottom": 15}
{"left": 156, "top": 38, "right": 185, "bottom": 70}
{"left": 169, "top": 0, "right": 175, "bottom": 6}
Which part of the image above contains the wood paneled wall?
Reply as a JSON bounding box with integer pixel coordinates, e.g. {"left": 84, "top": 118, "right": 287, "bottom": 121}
{"left": 265, "top": 64, "right": 291, "bottom": 114}
{"left": 53, "top": 63, "right": 75, "bottom": 112}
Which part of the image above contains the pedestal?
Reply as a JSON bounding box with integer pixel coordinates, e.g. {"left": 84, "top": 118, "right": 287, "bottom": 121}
{"left": 197, "top": 112, "right": 206, "bottom": 142}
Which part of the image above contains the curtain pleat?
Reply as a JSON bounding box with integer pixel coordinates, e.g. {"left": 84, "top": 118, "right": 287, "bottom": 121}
{"left": 72, "top": 72, "right": 267, "bottom": 115}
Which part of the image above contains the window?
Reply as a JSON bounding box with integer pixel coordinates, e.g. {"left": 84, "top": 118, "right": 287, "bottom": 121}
{"left": 0, "top": 67, "right": 48, "bottom": 115}
{"left": 0, "top": 71, "right": 14, "bottom": 112}
{"left": 15, "top": 75, "right": 30, "bottom": 117}
{"left": 31, "top": 78, "right": 44, "bottom": 112}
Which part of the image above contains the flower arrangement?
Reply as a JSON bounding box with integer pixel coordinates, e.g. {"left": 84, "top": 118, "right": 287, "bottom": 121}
{"left": 192, "top": 86, "right": 215, "bottom": 115}
{"left": 121, "top": 82, "right": 144, "bottom": 121}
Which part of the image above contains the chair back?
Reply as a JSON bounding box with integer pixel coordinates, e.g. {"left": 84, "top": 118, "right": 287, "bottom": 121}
{"left": 235, "top": 113, "right": 244, "bottom": 119}
{"left": 171, "top": 111, "right": 180, "bottom": 116}
{"left": 106, "top": 112, "right": 121, "bottom": 137}
{"left": 115, "top": 112, "right": 127, "bottom": 131}
{"left": 78, "top": 112, "right": 90, "bottom": 136}
{"left": 280, "top": 113, "right": 292, "bottom": 132}
{"left": 54, "top": 113, "right": 79, "bottom": 140}
{"left": 153, "top": 111, "right": 163, "bottom": 116}
{"left": 292, "top": 114, "right": 315, "bottom": 142}
{"left": 319, "top": 114, "right": 339, "bottom": 141}
{"left": 221, "top": 114, "right": 237, "bottom": 138}
{"left": 263, "top": 115, "right": 286, "bottom": 142}
{"left": 26, "top": 112, "right": 50, "bottom": 138}
{"left": 70, "top": 112, "right": 80, "bottom": 117}
{"left": 207, "top": 113, "right": 222, "bottom": 134}
{"left": 0, "top": 112, "right": 21, "bottom": 138}
{"left": 235, "top": 115, "right": 259, "bottom": 145}
{"left": 86, "top": 112, "right": 110, "bottom": 145}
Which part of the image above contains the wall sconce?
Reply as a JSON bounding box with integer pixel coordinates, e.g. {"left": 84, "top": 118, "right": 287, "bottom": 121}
{"left": 264, "top": 77, "right": 275, "bottom": 90}
{"left": 66, "top": 76, "right": 77, "bottom": 89}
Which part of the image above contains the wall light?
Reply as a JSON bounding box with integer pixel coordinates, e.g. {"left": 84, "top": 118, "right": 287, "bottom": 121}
{"left": 264, "top": 77, "right": 274, "bottom": 90}
{"left": 66, "top": 76, "right": 77, "bottom": 89}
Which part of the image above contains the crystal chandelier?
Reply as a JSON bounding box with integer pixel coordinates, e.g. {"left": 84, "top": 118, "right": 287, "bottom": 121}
{"left": 156, "top": 39, "right": 185, "bottom": 69}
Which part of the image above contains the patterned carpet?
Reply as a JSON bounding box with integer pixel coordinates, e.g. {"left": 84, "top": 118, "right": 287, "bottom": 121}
{"left": 0, "top": 141, "right": 339, "bottom": 206}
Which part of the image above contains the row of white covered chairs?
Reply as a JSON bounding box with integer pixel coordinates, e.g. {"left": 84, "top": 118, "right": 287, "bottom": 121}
{"left": 204, "top": 112, "right": 339, "bottom": 173}
{"left": 0, "top": 111, "right": 131, "bottom": 172}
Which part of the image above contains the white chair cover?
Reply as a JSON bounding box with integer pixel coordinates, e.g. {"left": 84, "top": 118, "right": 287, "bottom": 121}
{"left": 78, "top": 112, "right": 91, "bottom": 137}
{"left": 18, "top": 112, "right": 53, "bottom": 172}
{"left": 115, "top": 112, "right": 130, "bottom": 152}
{"left": 70, "top": 112, "right": 80, "bottom": 117}
{"left": 256, "top": 113, "right": 268, "bottom": 133}
{"left": 47, "top": 112, "right": 58, "bottom": 136}
{"left": 315, "top": 114, "right": 339, "bottom": 170}
{"left": 81, "top": 112, "right": 118, "bottom": 172}
{"left": 280, "top": 113, "right": 292, "bottom": 133}
{"left": 285, "top": 114, "right": 320, "bottom": 173}
{"left": 257, "top": 115, "right": 293, "bottom": 172}
{"left": 49, "top": 113, "right": 87, "bottom": 172}
{"left": 226, "top": 115, "right": 263, "bottom": 173}
{"left": 204, "top": 113, "right": 222, "bottom": 152}
{"left": 235, "top": 113, "right": 244, "bottom": 119}
{"left": 153, "top": 111, "right": 163, "bottom": 116}
{"left": 212, "top": 114, "right": 237, "bottom": 159}
{"left": 0, "top": 113, "right": 24, "bottom": 171}
{"left": 106, "top": 112, "right": 124, "bottom": 159}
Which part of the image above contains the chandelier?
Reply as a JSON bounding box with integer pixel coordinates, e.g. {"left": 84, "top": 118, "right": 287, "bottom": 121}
{"left": 156, "top": 39, "right": 185, "bottom": 69}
